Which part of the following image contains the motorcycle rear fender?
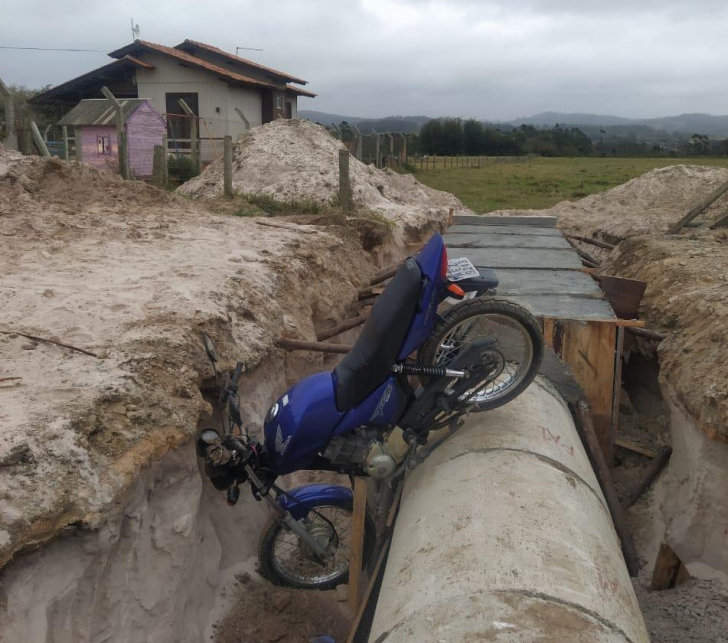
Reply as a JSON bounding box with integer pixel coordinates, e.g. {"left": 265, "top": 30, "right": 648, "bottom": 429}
{"left": 278, "top": 484, "right": 354, "bottom": 520}
{"left": 456, "top": 268, "right": 499, "bottom": 295}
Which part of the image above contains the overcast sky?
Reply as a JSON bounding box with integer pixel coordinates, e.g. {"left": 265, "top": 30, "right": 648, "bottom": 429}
{"left": 2, "top": 0, "right": 728, "bottom": 120}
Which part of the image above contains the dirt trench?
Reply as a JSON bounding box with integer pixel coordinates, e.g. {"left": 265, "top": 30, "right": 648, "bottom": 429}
{"left": 0, "top": 144, "right": 453, "bottom": 641}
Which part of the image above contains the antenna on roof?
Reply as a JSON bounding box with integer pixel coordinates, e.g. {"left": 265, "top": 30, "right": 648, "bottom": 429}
{"left": 130, "top": 19, "right": 140, "bottom": 41}
{"left": 236, "top": 46, "right": 263, "bottom": 54}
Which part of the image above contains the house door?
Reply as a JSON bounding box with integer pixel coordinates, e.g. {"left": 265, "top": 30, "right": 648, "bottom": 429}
{"left": 286, "top": 101, "right": 293, "bottom": 119}
{"left": 165, "top": 92, "right": 198, "bottom": 151}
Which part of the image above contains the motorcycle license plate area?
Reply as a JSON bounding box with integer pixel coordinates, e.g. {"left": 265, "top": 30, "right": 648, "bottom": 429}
{"left": 447, "top": 257, "right": 480, "bottom": 282}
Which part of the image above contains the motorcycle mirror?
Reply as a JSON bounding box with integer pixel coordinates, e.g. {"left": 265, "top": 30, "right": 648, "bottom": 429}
{"left": 202, "top": 332, "right": 219, "bottom": 364}
{"left": 200, "top": 428, "right": 221, "bottom": 445}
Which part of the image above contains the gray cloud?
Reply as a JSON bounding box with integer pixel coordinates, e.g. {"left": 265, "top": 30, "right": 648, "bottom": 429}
{"left": 2, "top": 0, "right": 727, "bottom": 120}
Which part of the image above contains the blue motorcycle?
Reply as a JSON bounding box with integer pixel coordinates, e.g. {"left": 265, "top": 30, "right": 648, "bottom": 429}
{"left": 197, "top": 232, "right": 544, "bottom": 589}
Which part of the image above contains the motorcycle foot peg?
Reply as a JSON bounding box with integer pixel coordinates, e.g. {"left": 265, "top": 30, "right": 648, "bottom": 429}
{"left": 403, "top": 428, "right": 427, "bottom": 446}
{"left": 227, "top": 483, "right": 241, "bottom": 506}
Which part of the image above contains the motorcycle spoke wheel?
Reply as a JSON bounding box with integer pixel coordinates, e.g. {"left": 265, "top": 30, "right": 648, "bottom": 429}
{"left": 420, "top": 298, "right": 544, "bottom": 411}
{"left": 261, "top": 505, "right": 352, "bottom": 589}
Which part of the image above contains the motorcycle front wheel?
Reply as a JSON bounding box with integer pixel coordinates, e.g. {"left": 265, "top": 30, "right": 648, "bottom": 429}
{"left": 258, "top": 502, "right": 375, "bottom": 590}
{"left": 419, "top": 297, "right": 544, "bottom": 411}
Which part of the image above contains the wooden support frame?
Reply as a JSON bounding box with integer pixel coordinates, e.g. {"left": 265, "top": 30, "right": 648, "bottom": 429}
{"left": 101, "top": 86, "right": 128, "bottom": 179}
{"left": 347, "top": 477, "right": 368, "bottom": 614}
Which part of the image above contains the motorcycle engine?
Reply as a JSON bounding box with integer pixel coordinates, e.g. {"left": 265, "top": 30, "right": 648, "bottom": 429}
{"left": 323, "top": 430, "right": 396, "bottom": 479}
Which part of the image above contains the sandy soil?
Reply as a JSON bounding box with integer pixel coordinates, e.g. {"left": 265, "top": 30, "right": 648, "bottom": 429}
{"left": 0, "top": 141, "right": 448, "bottom": 572}
{"left": 213, "top": 571, "right": 350, "bottom": 643}
{"left": 486, "top": 164, "right": 728, "bottom": 242}
{"left": 177, "top": 119, "right": 469, "bottom": 231}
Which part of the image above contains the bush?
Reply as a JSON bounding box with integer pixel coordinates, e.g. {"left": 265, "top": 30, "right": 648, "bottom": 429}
{"left": 168, "top": 155, "right": 199, "bottom": 184}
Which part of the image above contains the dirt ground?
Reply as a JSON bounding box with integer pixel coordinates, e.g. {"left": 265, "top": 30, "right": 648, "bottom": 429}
{"left": 212, "top": 572, "right": 350, "bottom": 643}
{"left": 0, "top": 136, "right": 450, "bottom": 573}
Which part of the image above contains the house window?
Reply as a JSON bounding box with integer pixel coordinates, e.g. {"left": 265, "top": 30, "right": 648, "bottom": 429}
{"left": 97, "top": 136, "right": 111, "bottom": 154}
{"left": 276, "top": 96, "right": 284, "bottom": 110}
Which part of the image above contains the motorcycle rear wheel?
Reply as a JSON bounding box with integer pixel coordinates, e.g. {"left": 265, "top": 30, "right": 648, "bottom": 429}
{"left": 419, "top": 297, "right": 544, "bottom": 411}
{"left": 258, "top": 502, "right": 375, "bottom": 590}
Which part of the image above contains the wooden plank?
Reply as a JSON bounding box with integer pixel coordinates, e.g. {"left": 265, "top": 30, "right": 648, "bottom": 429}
{"left": 275, "top": 338, "right": 351, "bottom": 354}
{"left": 542, "top": 317, "right": 555, "bottom": 348}
{"left": 317, "top": 314, "right": 367, "bottom": 342}
{"left": 622, "top": 446, "right": 672, "bottom": 509}
{"left": 651, "top": 542, "right": 682, "bottom": 590}
{"left": 615, "top": 438, "right": 657, "bottom": 459}
{"left": 574, "top": 401, "right": 640, "bottom": 577}
{"left": 346, "top": 537, "right": 391, "bottom": 643}
{"left": 667, "top": 179, "right": 728, "bottom": 234}
{"left": 561, "top": 320, "right": 617, "bottom": 463}
{"left": 611, "top": 326, "right": 625, "bottom": 446}
{"left": 453, "top": 214, "right": 557, "bottom": 227}
{"left": 347, "top": 477, "right": 368, "bottom": 614}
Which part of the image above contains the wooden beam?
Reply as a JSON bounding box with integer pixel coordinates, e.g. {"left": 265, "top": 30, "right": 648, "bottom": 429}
{"left": 178, "top": 98, "right": 199, "bottom": 171}
{"left": 626, "top": 326, "right": 667, "bottom": 341}
{"left": 574, "top": 401, "right": 640, "bottom": 577}
{"left": 347, "top": 477, "right": 368, "bottom": 614}
{"left": 316, "top": 314, "right": 367, "bottom": 342}
{"left": 651, "top": 542, "right": 683, "bottom": 590}
{"left": 615, "top": 438, "right": 657, "bottom": 459}
{"left": 667, "top": 179, "right": 728, "bottom": 234}
{"left": 561, "top": 320, "right": 617, "bottom": 462}
{"left": 567, "top": 234, "right": 615, "bottom": 250}
{"left": 29, "top": 121, "right": 50, "bottom": 157}
{"left": 101, "top": 86, "right": 128, "bottom": 179}
{"left": 274, "top": 338, "right": 351, "bottom": 354}
{"left": 711, "top": 211, "right": 728, "bottom": 229}
{"left": 565, "top": 235, "right": 601, "bottom": 267}
{"left": 621, "top": 446, "right": 672, "bottom": 509}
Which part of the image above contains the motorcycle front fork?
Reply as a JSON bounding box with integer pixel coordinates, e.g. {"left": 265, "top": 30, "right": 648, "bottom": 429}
{"left": 244, "top": 464, "right": 330, "bottom": 561}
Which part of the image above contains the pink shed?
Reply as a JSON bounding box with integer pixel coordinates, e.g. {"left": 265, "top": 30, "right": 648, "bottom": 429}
{"left": 60, "top": 99, "right": 166, "bottom": 179}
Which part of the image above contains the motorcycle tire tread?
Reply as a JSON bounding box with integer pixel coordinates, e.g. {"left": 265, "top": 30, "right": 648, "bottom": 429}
{"left": 257, "top": 502, "right": 376, "bottom": 591}
{"left": 418, "top": 297, "right": 545, "bottom": 412}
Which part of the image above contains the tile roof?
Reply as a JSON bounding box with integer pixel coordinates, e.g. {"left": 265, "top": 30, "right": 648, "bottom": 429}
{"left": 109, "top": 40, "right": 277, "bottom": 89}
{"left": 176, "top": 39, "right": 308, "bottom": 85}
{"left": 28, "top": 56, "right": 154, "bottom": 105}
{"left": 286, "top": 84, "right": 317, "bottom": 98}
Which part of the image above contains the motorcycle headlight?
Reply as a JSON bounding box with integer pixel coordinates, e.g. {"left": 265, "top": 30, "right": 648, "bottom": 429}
{"left": 265, "top": 401, "right": 280, "bottom": 424}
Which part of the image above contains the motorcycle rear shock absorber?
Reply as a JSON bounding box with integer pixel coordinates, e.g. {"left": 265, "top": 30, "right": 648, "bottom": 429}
{"left": 391, "top": 363, "right": 467, "bottom": 378}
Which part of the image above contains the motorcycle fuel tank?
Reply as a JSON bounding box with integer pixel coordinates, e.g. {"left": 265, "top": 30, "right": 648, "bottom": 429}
{"left": 263, "top": 372, "right": 344, "bottom": 475}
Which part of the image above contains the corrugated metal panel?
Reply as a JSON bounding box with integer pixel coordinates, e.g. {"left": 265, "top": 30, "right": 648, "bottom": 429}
{"left": 59, "top": 99, "right": 148, "bottom": 126}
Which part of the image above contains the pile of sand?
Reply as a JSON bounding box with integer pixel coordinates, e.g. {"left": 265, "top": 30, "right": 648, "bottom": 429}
{"left": 177, "top": 119, "right": 468, "bottom": 228}
{"left": 488, "top": 165, "right": 728, "bottom": 241}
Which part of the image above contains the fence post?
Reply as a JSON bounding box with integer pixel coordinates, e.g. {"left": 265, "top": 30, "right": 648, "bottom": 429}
{"left": 372, "top": 129, "right": 381, "bottom": 168}
{"left": 338, "top": 149, "right": 353, "bottom": 210}
{"left": 101, "top": 86, "right": 128, "bottom": 178}
{"left": 152, "top": 144, "right": 167, "bottom": 188}
{"left": 178, "top": 98, "right": 199, "bottom": 172}
{"left": 224, "top": 135, "right": 234, "bottom": 197}
{"left": 61, "top": 125, "right": 69, "bottom": 161}
{"left": 30, "top": 121, "right": 50, "bottom": 157}
{"left": 353, "top": 125, "right": 363, "bottom": 161}
{"left": 0, "top": 78, "right": 18, "bottom": 151}
{"left": 399, "top": 133, "right": 407, "bottom": 164}
{"left": 74, "top": 126, "right": 82, "bottom": 161}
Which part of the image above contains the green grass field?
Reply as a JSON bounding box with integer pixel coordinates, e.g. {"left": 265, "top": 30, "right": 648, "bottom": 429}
{"left": 409, "top": 157, "right": 728, "bottom": 213}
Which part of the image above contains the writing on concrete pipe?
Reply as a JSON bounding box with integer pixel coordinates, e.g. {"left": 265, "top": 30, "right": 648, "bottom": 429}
{"left": 368, "top": 377, "right": 649, "bottom": 643}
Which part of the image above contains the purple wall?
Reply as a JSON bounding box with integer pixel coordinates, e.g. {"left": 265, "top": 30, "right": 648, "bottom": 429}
{"left": 77, "top": 101, "right": 165, "bottom": 178}
{"left": 80, "top": 126, "right": 118, "bottom": 171}
{"left": 126, "top": 102, "right": 166, "bottom": 178}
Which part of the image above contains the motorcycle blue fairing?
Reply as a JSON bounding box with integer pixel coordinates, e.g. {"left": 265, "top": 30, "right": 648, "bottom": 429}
{"left": 264, "top": 232, "right": 448, "bottom": 476}
{"left": 277, "top": 484, "right": 353, "bottom": 520}
{"left": 263, "top": 372, "right": 344, "bottom": 475}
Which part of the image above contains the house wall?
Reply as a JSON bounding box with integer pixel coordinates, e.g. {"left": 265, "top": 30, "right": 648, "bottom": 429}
{"left": 80, "top": 125, "right": 118, "bottom": 171}
{"left": 134, "top": 52, "right": 265, "bottom": 162}
{"left": 126, "top": 103, "right": 166, "bottom": 178}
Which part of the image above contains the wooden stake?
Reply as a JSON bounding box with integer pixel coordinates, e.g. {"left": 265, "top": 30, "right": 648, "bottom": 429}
{"left": 565, "top": 236, "right": 601, "bottom": 267}
{"left": 101, "top": 86, "right": 128, "bottom": 179}
{"left": 316, "top": 314, "right": 367, "bottom": 342}
{"left": 347, "top": 477, "right": 368, "bottom": 614}
{"left": 566, "top": 234, "right": 615, "bottom": 250}
{"left": 339, "top": 149, "right": 353, "bottom": 210}
{"left": 626, "top": 326, "right": 667, "bottom": 342}
{"left": 274, "top": 338, "right": 351, "bottom": 354}
{"left": 223, "top": 135, "right": 233, "bottom": 198}
{"left": 0, "top": 330, "right": 98, "bottom": 358}
{"left": 574, "top": 401, "right": 640, "bottom": 577}
{"left": 30, "top": 121, "right": 50, "bottom": 157}
{"left": 667, "top": 179, "right": 728, "bottom": 234}
{"left": 621, "top": 446, "right": 672, "bottom": 509}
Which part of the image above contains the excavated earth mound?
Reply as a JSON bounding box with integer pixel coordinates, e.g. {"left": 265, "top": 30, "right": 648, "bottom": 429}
{"left": 176, "top": 119, "right": 469, "bottom": 228}
{"left": 0, "top": 145, "right": 450, "bottom": 640}
{"left": 486, "top": 164, "right": 728, "bottom": 242}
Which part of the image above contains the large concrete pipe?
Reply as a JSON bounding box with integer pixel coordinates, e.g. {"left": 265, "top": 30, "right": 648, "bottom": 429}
{"left": 369, "top": 377, "right": 649, "bottom": 642}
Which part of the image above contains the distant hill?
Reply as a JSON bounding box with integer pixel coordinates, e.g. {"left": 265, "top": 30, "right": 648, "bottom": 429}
{"left": 299, "top": 111, "right": 429, "bottom": 134}
{"left": 300, "top": 109, "right": 728, "bottom": 138}
{"left": 509, "top": 112, "right": 728, "bottom": 137}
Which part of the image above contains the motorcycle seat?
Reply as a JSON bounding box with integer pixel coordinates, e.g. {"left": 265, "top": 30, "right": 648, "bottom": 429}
{"left": 333, "top": 258, "right": 423, "bottom": 411}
